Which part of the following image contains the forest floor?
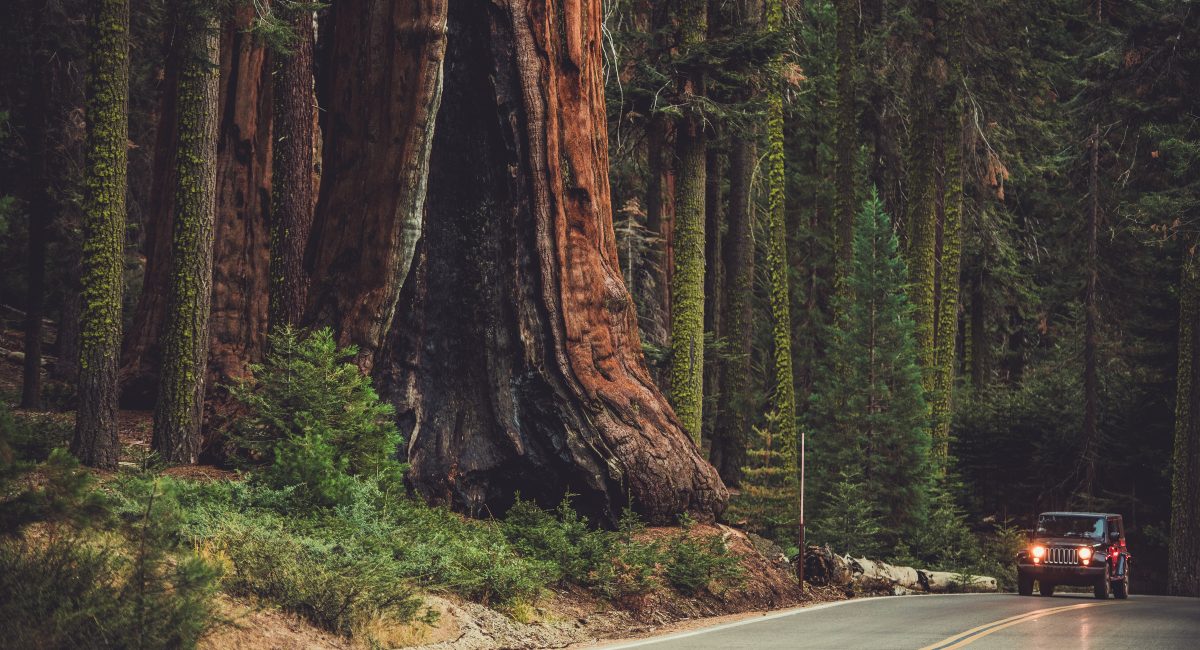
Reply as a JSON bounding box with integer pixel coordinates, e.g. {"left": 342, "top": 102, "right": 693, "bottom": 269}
{"left": 0, "top": 321, "right": 847, "bottom": 649}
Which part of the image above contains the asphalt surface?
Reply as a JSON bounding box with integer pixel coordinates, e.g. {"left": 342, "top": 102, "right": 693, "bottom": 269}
{"left": 599, "top": 593, "right": 1200, "bottom": 649}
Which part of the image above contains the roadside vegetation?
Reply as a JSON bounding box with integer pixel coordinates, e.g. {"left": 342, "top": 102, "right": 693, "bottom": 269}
{"left": 0, "top": 329, "right": 745, "bottom": 648}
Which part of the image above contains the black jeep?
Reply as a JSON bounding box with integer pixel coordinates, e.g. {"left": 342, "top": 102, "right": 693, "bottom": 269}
{"left": 1016, "top": 512, "right": 1131, "bottom": 599}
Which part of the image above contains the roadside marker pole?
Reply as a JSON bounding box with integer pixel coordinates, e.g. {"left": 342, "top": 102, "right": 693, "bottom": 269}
{"left": 797, "top": 426, "right": 806, "bottom": 583}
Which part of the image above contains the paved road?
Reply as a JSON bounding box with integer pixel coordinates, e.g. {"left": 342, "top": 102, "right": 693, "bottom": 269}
{"left": 599, "top": 593, "right": 1200, "bottom": 649}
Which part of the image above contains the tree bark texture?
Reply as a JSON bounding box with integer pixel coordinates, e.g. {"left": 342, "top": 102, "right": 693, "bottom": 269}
{"left": 1081, "top": 122, "right": 1100, "bottom": 502}
{"left": 702, "top": 142, "right": 725, "bottom": 444}
{"left": 711, "top": 135, "right": 756, "bottom": 485}
{"left": 669, "top": 0, "right": 708, "bottom": 443}
{"left": 1170, "top": 248, "right": 1200, "bottom": 597}
{"left": 121, "top": 23, "right": 180, "bottom": 406}
{"left": 834, "top": 0, "right": 857, "bottom": 283}
{"left": 208, "top": 8, "right": 273, "bottom": 395}
{"left": 21, "top": 40, "right": 51, "bottom": 410}
{"left": 122, "top": 8, "right": 273, "bottom": 407}
{"left": 385, "top": 0, "right": 727, "bottom": 527}
{"left": 71, "top": 0, "right": 128, "bottom": 469}
{"left": 152, "top": 12, "right": 220, "bottom": 465}
{"left": 269, "top": 2, "right": 316, "bottom": 329}
{"left": 765, "top": 0, "right": 798, "bottom": 453}
{"left": 303, "top": 0, "right": 447, "bottom": 373}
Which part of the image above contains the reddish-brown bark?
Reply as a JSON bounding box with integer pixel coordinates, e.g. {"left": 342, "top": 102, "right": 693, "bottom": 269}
{"left": 121, "top": 8, "right": 272, "bottom": 407}
{"left": 385, "top": 0, "right": 727, "bottom": 526}
{"left": 303, "top": 0, "right": 447, "bottom": 373}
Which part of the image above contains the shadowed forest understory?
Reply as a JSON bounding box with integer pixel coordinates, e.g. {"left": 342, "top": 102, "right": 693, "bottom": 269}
{"left": 1, "top": 0, "right": 1198, "bottom": 647}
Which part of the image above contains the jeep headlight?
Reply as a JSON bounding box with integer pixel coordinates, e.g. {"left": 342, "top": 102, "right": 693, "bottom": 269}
{"left": 1078, "top": 547, "right": 1093, "bottom": 563}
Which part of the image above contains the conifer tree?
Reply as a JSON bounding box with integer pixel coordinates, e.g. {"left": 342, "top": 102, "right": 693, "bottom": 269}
{"left": 152, "top": 4, "right": 220, "bottom": 464}
{"left": 809, "top": 191, "right": 930, "bottom": 540}
{"left": 1170, "top": 248, "right": 1200, "bottom": 596}
{"left": 764, "top": 0, "right": 798, "bottom": 456}
{"left": 728, "top": 410, "right": 798, "bottom": 540}
{"left": 669, "top": 0, "right": 708, "bottom": 442}
{"left": 71, "top": 0, "right": 129, "bottom": 469}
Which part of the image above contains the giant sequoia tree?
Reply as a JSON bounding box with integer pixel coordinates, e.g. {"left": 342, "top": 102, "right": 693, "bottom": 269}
{"left": 382, "top": 0, "right": 727, "bottom": 526}
{"left": 303, "top": 0, "right": 446, "bottom": 373}
{"left": 71, "top": 0, "right": 129, "bottom": 469}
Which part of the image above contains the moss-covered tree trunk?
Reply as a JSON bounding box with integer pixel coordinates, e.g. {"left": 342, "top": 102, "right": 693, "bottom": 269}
{"left": 122, "top": 7, "right": 273, "bottom": 409}
{"left": 905, "top": 0, "right": 960, "bottom": 471}
{"left": 71, "top": 0, "right": 129, "bottom": 469}
{"left": 303, "top": 0, "right": 447, "bottom": 373}
{"left": 669, "top": 0, "right": 709, "bottom": 443}
{"left": 384, "top": 0, "right": 727, "bottom": 526}
{"left": 702, "top": 140, "right": 725, "bottom": 444}
{"left": 152, "top": 9, "right": 220, "bottom": 465}
{"left": 1170, "top": 248, "right": 1200, "bottom": 596}
{"left": 269, "top": 2, "right": 316, "bottom": 329}
{"left": 765, "top": 0, "right": 798, "bottom": 453}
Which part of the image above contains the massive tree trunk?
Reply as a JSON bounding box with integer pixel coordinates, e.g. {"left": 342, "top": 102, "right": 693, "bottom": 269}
{"left": 1170, "top": 247, "right": 1200, "bottom": 597}
{"left": 269, "top": 2, "right": 316, "bottom": 329}
{"left": 384, "top": 0, "right": 727, "bottom": 527}
{"left": 72, "top": 0, "right": 128, "bottom": 469}
{"left": 670, "top": 0, "right": 709, "bottom": 443}
{"left": 122, "top": 7, "right": 272, "bottom": 408}
{"left": 152, "top": 10, "right": 220, "bottom": 464}
{"left": 303, "top": 0, "right": 446, "bottom": 373}
{"left": 208, "top": 8, "right": 273, "bottom": 395}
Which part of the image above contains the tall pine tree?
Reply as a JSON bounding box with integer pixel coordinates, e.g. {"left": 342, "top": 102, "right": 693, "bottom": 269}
{"left": 809, "top": 191, "right": 930, "bottom": 542}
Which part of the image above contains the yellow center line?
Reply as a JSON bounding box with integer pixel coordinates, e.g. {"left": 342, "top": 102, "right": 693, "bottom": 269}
{"left": 918, "top": 602, "right": 1115, "bottom": 650}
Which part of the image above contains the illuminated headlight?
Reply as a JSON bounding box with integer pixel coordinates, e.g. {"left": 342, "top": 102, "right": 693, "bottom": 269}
{"left": 1031, "top": 545, "right": 1046, "bottom": 562}
{"left": 1078, "top": 547, "right": 1093, "bottom": 563}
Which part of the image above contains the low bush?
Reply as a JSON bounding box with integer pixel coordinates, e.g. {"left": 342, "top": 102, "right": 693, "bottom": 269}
{"left": 0, "top": 453, "right": 220, "bottom": 650}
{"left": 662, "top": 515, "right": 744, "bottom": 595}
{"left": 229, "top": 326, "right": 403, "bottom": 507}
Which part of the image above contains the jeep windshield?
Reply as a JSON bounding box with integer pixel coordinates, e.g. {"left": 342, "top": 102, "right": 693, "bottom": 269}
{"left": 1036, "top": 515, "right": 1105, "bottom": 541}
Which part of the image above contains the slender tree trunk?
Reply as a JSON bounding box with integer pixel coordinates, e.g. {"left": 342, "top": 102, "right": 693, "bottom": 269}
{"left": 269, "top": 2, "right": 316, "bottom": 329}
{"left": 121, "top": 23, "right": 180, "bottom": 406}
{"left": 385, "top": 0, "right": 727, "bottom": 527}
{"left": 765, "top": 0, "right": 798, "bottom": 450}
{"left": 303, "top": 0, "right": 446, "bottom": 373}
{"left": 1082, "top": 122, "right": 1100, "bottom": 503}
{"left": 21, "top": 46, "right": 51, "bottom": 409}
{"left": 1170, "top": 247, "right": 1200, "bottom": 597}
{"left": 641, "top": 113, "right": 674, "bottom": 352}
{"left": 670, "top": 0, "right": 708, "bottom": 443}
{"left": 711, "top": 135, "right": 756, "bottom": 484}
{"left": 122, "top": 7, "right": 273, "bottom": 409}
{"left": 969, "top": 264, "right": 987, "bottom": 388}
{"left": 152, "top": 9, "right": 220, "bottom": 465}
{"left": 930, "top": 104, "right": 963, "bottom": 466}
{"left": 71, "top": 0, "right": 129, "bottom": 469}
{"left": 834, "top": 0, "right": 857, "bottom": 282}
{"left": 702, "top": 140, "right": 725, "bottom": 444}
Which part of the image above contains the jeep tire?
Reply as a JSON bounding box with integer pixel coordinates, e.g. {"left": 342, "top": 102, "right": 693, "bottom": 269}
{"left": 1039, "top": 582, "right": 1055, "bottom": 597}
{"left": 1094, "top": 575, "right": 1110, "bottom": 599}
{"left": 1113, "top": 575, "right": 1129, "bottom": 600}
{"left": 1018, "top": 573, "right": 1034, "bottom": 596}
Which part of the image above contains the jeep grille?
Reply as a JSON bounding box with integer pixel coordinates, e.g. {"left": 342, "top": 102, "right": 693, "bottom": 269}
{"left": 1046, "top": 546, "right": 1078, "bottom": 565}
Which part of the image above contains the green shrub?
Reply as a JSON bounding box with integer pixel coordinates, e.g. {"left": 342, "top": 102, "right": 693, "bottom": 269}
{"left": 663, "top": 516, "right": 743, "bottom": 595}
{"left": 229, "top": 326, "right": 403, "bottom": 506}
{"left": 0, "top": 455, "right": 220, "bottom": 650}
{"left": 501, "top": 496, "right": 616, "bottom": 588}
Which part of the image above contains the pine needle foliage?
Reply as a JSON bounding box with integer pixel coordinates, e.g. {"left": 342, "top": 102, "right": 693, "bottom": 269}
{"left": 808, "top": 191, "right": 930, "bottom": 548}
{"left": 229, "top": 326, "right": 403, "bottom": 507}
{"left": 728, "top": 409, "right": 797, "bottom": 541}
